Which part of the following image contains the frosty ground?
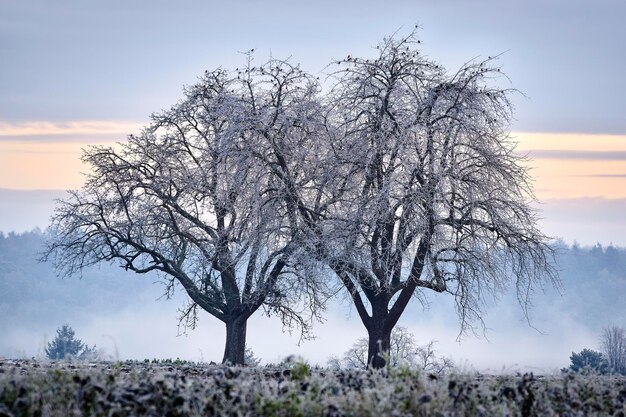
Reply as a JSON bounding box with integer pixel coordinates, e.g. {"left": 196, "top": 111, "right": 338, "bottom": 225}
{"left": 1, "top": 359, "right": 625, "bottom": 416}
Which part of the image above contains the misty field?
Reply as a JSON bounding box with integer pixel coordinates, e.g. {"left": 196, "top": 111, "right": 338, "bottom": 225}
{"left": 1, "top": 359, "right": 625, "bottom": 416}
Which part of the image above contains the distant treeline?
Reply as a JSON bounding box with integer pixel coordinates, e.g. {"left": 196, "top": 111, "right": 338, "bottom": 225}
{"left": 550, "top": 241, "right": 626, "bottom": 328}
{"left": 0, "top": 229, "right": 161, "bottom": 331}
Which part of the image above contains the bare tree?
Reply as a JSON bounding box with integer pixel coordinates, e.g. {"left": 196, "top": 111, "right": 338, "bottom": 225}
{"left": 307, "top": 31, "right": 557, "bottom": 368}
{"left": 341, "top": 326, "right": 454, "bottom": 373}
{"left": 413, "top": 340, "right": 455, "bottom": 375}
{"left": 44, "top": 57, "right": 326, "bottom": 365}
{"left": 342, "top": 336, "right": 370, "bottom": 370}
{"left": 601, "top": 325, "right": 626, "bottom": 375}
{"left": 388, "top": 325, "right": 418, "bottom": 368}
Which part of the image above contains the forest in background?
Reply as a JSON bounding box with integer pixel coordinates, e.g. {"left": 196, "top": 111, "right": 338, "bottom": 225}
{"left": 0, "top": 230, "right": 161, "bottom": 330}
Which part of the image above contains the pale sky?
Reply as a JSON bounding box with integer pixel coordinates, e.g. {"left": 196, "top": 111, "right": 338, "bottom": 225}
{"left": 2, "top": 1, "right": 626, "bottom": 244}
{"left": 2, "top": 0, "right": 626, "bottom": 369}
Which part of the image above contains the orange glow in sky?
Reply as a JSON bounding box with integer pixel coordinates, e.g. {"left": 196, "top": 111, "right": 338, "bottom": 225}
{"left": 0, "top": 121, "right": 139, "bottom": 190}
{"left": 515, "top": 132, "right": 626, "bottom": 200}
{"left": 0, "top": 121, "right": 142, "bottom": 138}
{"left": 1, "top": 124, "right": 626, "bottom": 201}
{"left": 0, "top": 141, "right": 87, "bottom": 190}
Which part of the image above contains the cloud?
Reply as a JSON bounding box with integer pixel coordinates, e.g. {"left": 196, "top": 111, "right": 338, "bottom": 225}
{"left": 522, "top": 150, "right": 626, "bottom": 161}
{"left": 0, "top": 121, "right": 143, "bottom": 142}
{"left": 579, "top": 174, "right": 626, "bottom": 178}
{"left": 4, "top": 1, "right": 626, "bottom": 133}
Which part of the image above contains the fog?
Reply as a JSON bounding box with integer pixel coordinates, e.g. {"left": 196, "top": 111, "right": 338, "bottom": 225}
{"left": 0, "top": 293, "right": 598, "bottom": 373}
{"left": 1, "top": 230, "right": 623, "bottom": 373}
{"left": 4, "top": 300, "right": 598, "bottom": 373}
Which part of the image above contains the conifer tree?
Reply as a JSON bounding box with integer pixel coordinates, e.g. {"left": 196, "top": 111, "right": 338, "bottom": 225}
{"left": 45, "top": 324, "right": 95, "bottom": 360}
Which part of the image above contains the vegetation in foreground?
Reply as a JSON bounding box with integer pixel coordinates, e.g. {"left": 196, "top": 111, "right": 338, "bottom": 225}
{"left": 1, "top": 359, "right": 625, "bottom": 416}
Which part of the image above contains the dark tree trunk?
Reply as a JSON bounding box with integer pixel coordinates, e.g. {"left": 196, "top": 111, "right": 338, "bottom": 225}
{"left": 366, "top": 294, "right": 393, "bottom": 369}
{"left": 367, "top": 322, "right": 392, "bottom": 369}
{"left": 222, "top": 315, "right": 247, "bottom": 365}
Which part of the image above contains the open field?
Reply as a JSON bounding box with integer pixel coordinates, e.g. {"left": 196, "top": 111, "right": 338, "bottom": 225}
{"left": 1, "top": 359, "right": 625, "bottom": 416}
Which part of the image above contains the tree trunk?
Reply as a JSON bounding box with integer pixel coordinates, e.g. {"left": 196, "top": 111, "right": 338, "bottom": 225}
{"left": 367, "top": 323, "right": 392, "bottom": 369}
{"left": 222, "top": 316, "right": 247, "bottom": 365}
{"left": 366, "top": 295, "right": 392, "bottom": 369}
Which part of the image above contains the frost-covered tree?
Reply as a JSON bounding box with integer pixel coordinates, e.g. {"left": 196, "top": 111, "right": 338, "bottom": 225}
{"left": 44, "top": 57, "right": 326, "bottom": 365}
{"left": 45, "top": 324, "right": 97, "bottom": 360}
{"left": 601, "top": 325, "right": 626, "bottom": 375}
{"left": 341, "top": 326, "right": 453, "bottom": 373}
{"left": 412, "top": 340, "right": 455, "bottom": 375}
{"left": 342, "top": 336, "right": 370, "bottom": 370}
{"left": 306, "top": 31, "right": 557, "bottom": 368}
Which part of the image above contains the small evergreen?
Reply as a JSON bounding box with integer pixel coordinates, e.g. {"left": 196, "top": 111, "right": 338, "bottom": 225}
{"left": 45, "top": 324, "right": 97, "bottom": 360}
{"left": 565, "top": 349, "right": 609, "bottom": 374}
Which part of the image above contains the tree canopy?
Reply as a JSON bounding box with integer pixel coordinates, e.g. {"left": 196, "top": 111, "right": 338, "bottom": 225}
{"left": 45, "top": 57, "right": 328, "bottom": 365}
{"left": 295, "top": 31, "right": 557, "bottom": 367}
